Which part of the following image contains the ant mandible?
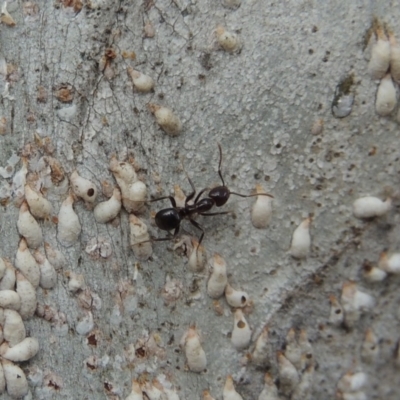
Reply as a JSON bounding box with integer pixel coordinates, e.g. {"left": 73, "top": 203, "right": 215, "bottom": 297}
{"left": 150, "top": 143, "right": 273, "bottom": 245}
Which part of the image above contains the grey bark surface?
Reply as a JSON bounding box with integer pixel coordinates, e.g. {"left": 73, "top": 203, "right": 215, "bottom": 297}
{"left": 0, "top": 0, "right": 399, "bottom": 399}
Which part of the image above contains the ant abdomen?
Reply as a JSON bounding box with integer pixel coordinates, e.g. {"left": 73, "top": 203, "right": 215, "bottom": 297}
{"left": 208, "top": 186, "right": 230, "bottom": 207}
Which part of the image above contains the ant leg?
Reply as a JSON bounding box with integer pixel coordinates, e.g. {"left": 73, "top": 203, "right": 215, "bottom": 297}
{"left": 200, "top": 211, "right": 231, "bottom": 216}
{"left": 184, "top": 173, "right": 197, "bottom": 205}
{"left": 189, "top": 218, "right": 205, "bottom": 246}
{"left": 148, "top": 196, "right": 177, "bottom": 207}
{"left": 139, "top": 226, "right": 180, "bottom": 244}
{"left": 230, "top": 192, "right": 274, "bottom": 199}
{"left": 217, "top": 143, "right": 225, "bottom": 186}
{"left": 194, "top": 187, "right": 209, "bottom": 204}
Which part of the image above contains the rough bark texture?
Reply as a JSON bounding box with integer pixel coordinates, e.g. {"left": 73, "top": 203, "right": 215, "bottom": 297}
{"left": 0, "top": 1, "right": 399, "bottom": 399}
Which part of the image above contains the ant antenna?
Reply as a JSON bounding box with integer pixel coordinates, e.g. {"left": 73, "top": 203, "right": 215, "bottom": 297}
{"left": 217, "top": 142, "right": 225, "bottom": 186}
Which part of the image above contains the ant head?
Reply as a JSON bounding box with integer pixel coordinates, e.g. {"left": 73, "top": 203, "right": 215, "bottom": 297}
{"left": 209, "top": 185, "right": 230, "bottom": 207}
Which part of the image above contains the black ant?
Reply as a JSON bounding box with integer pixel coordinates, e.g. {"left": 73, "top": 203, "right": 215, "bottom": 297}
{"left": 150, "top": 144, "right": 273, "bottom": 245}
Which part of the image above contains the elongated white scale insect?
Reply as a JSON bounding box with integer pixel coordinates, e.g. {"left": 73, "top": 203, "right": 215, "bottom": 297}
{"left": 257, "top": 373, "right": 279, "bottom": 400}
{"left": 17, "top": 201, "right": 43, "bottom": 249}
{"left": 352, "top": 196, "right": 391, "bottom": 219}
{"left": 291, "top": 363, "right": 314, "bottom": 400}
{"left": 2, "top": 359, "right": 29, "bottom": 398}
{"left": 252, "top": 326, "right": 269, "bottom": 366}
{"left": 329, "top": 294, "right": 344, "bottom": 326}
{"left": 0, "top": 362, "right": 4, "bottom": 394}
{"left": 15, "top": 238, "right": 40, "bottom": 288}
{"left": 368, "top": 24, "right": 390, "bottom": 80}
{"left": 109, "top": 156, "right": 147, "bottom": 213}
{"left": 24, "top": 184, "right": 52, "bottom": 219}
{"left": 127, "top": 67, "right": 155, "bottom": 93}
{"left": 0, "top": 337, "right": 39, "bottom": 362}
{"left": 57, "top": 193, "right": 81, "bottom": 247}
{"left": 361, "top": 328, "right": 379, "bottom": 363}
{"left": 129, "top": 214, "right": 153, "bottom": 260}
{"left": 225, "top": 284, "right": 249, "bottom": 308}
{"left": 3, "top": 309, "right": 26, "bottom": 347}
{"left": 0, "top": 258, "right": 16, "bottom": 290}
{"left": 188, "top": 238, "right": 207, "bottom": 272}
{"left": 70, "top": 170, "right": 98, "bottom": 203}
{"left": 16, "top": 272, "right": 37, "bottom": 319}
{"left": 141, "top": 380, "right": 166, "bottom": 400}
{"left": 378, "top": 251, "right": 400, "bottom": 274}
{"left": 0, "top": 290, "right": 21, "bottom": 310}
{"left": 363, "top": 263, "right": 387, "bottom": 282}
{"left": 203, "top": 390, "right": 216, "bottom": 400}
{"left": 277, "top": 351, "right": 299, "bottom": 396}
{"left": 337, "top": 371, "right": 367, "bottom": 394}
{"left": 375, "top": 73, "right": 397, "bottom": 116}
{"left": 284, "top": 328, "right": 302, "bottom": 370}
{"left": 289, "top": 217, "right": 311, "bottom": 259}
{"left": 231, "top": 309, "right": 252, "bottom": 350}
{"left": 34, "top": 250, "right": 57, "bottom": 289}
{"left": 0, "top": 257, "right": 5, "bottom": 280}
{"left": 126, "top": 379, "right": 143, "bottom": 400}
{"left": 389, "top": 30, "right": 400, "bottom": 83}
{"left": 207, "top": 253, "right": 228, "bottom": 299}
{"left": 223, "top": 376, "right": 243, "bottom": 400}
{"left": 93, "top": 187, "right": 122, "bottom": 223}
{"left": 181, "top": 326, "right": 207, "bottom": 372}
{"left": 251, "top": 184, "right": 273, "bottom": 229}
{"left": 215, "top": 26, "right": 241, "bottom": 53}
{"left": 147, "top": 103, "right": 182, "bottom": 136}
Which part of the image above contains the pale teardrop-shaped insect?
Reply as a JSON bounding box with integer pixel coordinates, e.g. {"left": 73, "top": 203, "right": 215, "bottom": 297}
{"left": 277, "top": 351, "right": 299, "bottom": 396}
{"left": 284, "top": 328, "right": 302, "bottom": 370}
{"left": 188, "top": 238, "right": 207, "bottom": 272}
{"left": 289, "top": 218, "right": 311, "bottom": 259}
{"left": 0, "top": 290, "right": 21, "bottom": 310}
{"left": 207, "top": 253, "right": 228, "bottom": 298}
{"left": 93, "top": 187, "right": 122, "bottom": 223}
{"left": 34, "top": 250, "right": 57, "bottom": 289}
{"left": 120, "top": 180, "right": 147, "bottom": 213}
{"left": 378, "top": 251, "right": 400, "bottom": 274}
{"left": 368, "top": 25, "right": 390, "bottom": 80}
{"left": 0, "top": 360, "right": 4, "bottom": 394}
{"left": 2, "top": 359, "right": 29, "bottom": 398}
{"left": 57, "top": 194, "right": 81, "bottom": 247}
{"left": 225, "top": 284, "right": 249, "bottom": 308}
{"left": 127, "top": 67, "right": 155, "bottom": 93}
{"left": 291, "top": 363, "right": 314, "bottom": 400}
{"left": 352, "top": 196, "right": 391, "bottom": 219}
{"left": 203, "top": 390, "right": 216, "bottom": 400}
{"left": 363, "top": 263, "right": 387, "bottom": 282}
{"left": 17, "top": 201, "right": 43, "bottom": 249}
{"left": 231, "top": 309, "right": 252, "bottom": 350}
{"left": 24, "top": 184, "right": 52, "bottom": 219}
{"left": 215, "top": 26, "right": 241, "bottom": 53}
{"left": 70, "top": 170, "right": 98, "bottom": 203}
{"left": 251, "top": 184, "right": 273, "bottom": 229}
{"left": 375, "top": 73, "right": 397, "bottom": 116}
{"left": 141, "top": 380, "right": 166, "bottom": 400}
{"left": 15, "top": 238, "right": 40, "bottom": 288}
{"left": 0, "top": 337, "right": 39, "bottom": 362}
{"left": 329, "top": 294, "right": 344, "bottom": 327}
{"left": 109, "top": 156, "right": 138, "bottom": 185}
{"left": 129, "top": 214, "right": 152, "bottom": 260}
{"left": 181, "top": 326, "right": 207, "bottom": 372}
{"left": 337, "top": 371, "right": 367, "bottom": 394}
{"left": 0, "top": 258, "right": 16, "bottom": 290}
{"left": 16, "top": 272, "right": 37, "bottom": 319}
{"left": 223, "top": 376, "right": 243, "bottom": 400}
{"left": 361, "top": 328, "right": 379, "bottom": 363}
{"left": 3, "top": 309, "right": 26, "bottom": 347}
{"left": 389, "top": 31, "right": 400, "bottom": 83}
{"left": 252, "top": 326, "right": 269, "bottom": 366}
{"left": 0, "top": 257, "right": 5, "bottom": 280}
{"left": 126, "top": 379, "right": 143, "bottom": 400}
{"left": 257, "top": 373, "right": 279, "bottom": 400}
{"left": 148, "top": 103, "right": 182, "bottom": 136}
